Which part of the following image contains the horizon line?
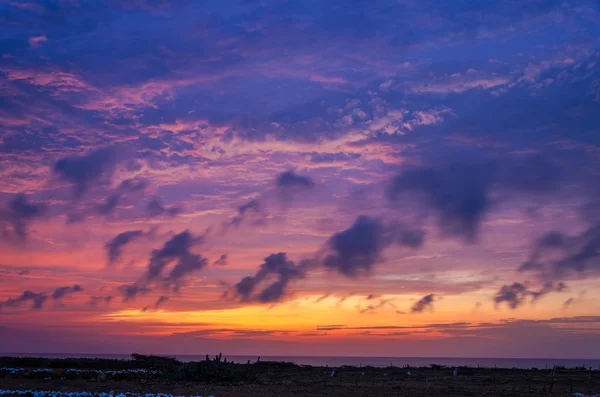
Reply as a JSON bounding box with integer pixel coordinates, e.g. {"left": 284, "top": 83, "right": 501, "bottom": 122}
{"left": 1, "top": 352, "right": 598, "bottom": 361}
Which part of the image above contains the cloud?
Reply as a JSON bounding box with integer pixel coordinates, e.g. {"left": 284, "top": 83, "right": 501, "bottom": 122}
{"left": 410, "top": 75, "right": 511, "bottom": 94}
{"left": 322, "top": 216, "right": 424, "bottom": 277}
{"left": 213, "top": 254, "right": 228, "bottom": 266}
{"left": 275, "top": 170, "right": 315, "bottom": 190}
{"left": 141, "top": 296, "right": 170, "bottom": 312}
{"left": 229, "top": 216, "right": 425, "bottom": 302}
{"left": 97, "top": 177, "right": 148, "bottom": 216}
{"left": 322, "top": 216, "right": 390, "bottom": 276}
{"left": 411, "top": 294, "right": 435, "bottom": 313}
{"left": 0, "top": 193, "right": 46, "bottom": 242}
{"left": 147, "top": 231, "right": 207, "bottom": 286}
{"left": 493, "top": 281, "right": 565, "bottom": 309}
{"left": 530, "top": 281, "right": 566, "bottom": 301}
{"left": 234, "top": 253, "right": 307, "bottom": 303}
{"left": 274, "top": 170, "right": 316, "bottom": 203}
{"left": 119, "top": 283, "right": 151, "bottom": 302}
{"left": 105, "top": 230, "right": 144, "bottom": 265}
{"left": 28, "top": 35, "right": 47, "bottom": 48}
{"left": 309, "top": 152, "right": 361, "bottom": 164}
{"left": 493, "top": 283, "right": 528, "bottom": 309}
{"left": 387, "top": 161, "right": 494, "bottom": 242}
{"left": 359, "top": 297, "right": 396, "bottom": 314}
{"left": 51, "top": 284, "right": 83, "bottom": 300}
{"left": 231, "top": 216, "right": 425, "bottom": 303}
{"left": 53, "top": 146, "right": 123, "bottom": 198}
{"left": 396, "top": 229, "right": 426, "bottom": 248}
{"left": 229, "top": 198, "right": 263, "bottom": 227}
{"left": 89, "top": 296, "right": 113, "bottom": 307}
{"left": 519, "top": 223, "right": 600, "bottom": 280}
{"left": 119, "top": 230, "right": 207, "bottom": 300}
{"left": 387, "top": 154, "right": 562, "bottom": 242}
{"left": 226, "top": 171, "right": 315, "bottom": 230}
{"left": 119, "top": 177, "right": 148, "bottom": 192}
{"left": 316, "top": 316, "right": 600, "bottom": 336}
{"left": 154, "top": 296, "right": 168, "bottom": 310}
{"left": 520, "top": 231, "right": 569, "bottom": 272}
{"left": 147, "top": 199, "right": 181, "bottom": 218}
{"left": 96, "top": 193, "right": 121, "bottom": 215}
{"left": 562, "top": 297, "right": 575, "bottom": 310}
{"left": 0, "top": 290, "right": 48, "bottom": 311}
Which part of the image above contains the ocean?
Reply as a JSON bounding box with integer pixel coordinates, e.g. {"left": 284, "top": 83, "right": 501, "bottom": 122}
{"left": 3, "top": 353, "right": 600, "bottom": 369}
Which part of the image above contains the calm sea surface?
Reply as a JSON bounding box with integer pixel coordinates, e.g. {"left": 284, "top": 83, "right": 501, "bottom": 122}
{"left": 3, "top": 353, "right": 600, "bottom": 369}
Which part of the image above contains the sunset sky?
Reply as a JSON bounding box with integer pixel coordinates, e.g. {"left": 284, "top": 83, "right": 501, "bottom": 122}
{"left": 1, "top": 0, "right": 600, "bottom": 358}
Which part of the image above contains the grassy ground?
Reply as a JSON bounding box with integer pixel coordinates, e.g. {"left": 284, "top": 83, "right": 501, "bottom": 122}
{"left": 1, "top": 355, "right": 598, "bottom": 397}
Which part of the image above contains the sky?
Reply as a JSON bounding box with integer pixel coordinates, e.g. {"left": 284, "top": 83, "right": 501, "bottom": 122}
{"left": 1, "top": 0, "right": 600, "bottom": 359}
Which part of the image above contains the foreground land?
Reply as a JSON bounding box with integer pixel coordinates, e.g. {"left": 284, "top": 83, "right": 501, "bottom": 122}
{"left": 1, "top": 355, "right": 599, "bottom": 397}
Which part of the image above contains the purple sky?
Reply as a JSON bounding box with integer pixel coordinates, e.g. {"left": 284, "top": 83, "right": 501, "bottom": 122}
{"left": 1, "top": 0, "right": 600, "bottom": 358}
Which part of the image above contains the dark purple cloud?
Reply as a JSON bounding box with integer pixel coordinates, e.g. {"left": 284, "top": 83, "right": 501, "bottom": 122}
{"left": 52, "top": 284, "right": 83, "bottom": 300}
{"left": 105, "top": 230, "right": 144, "bottom": 265}
{"left": 396, "top": 229, "right": 426, "bottom": 248}
{"left": 323, "top": 216, "right": 391, "bottom": 276}
{"left": 118, "top": 283, "right": 151, "bottom": 302}
{"left": 89, "top": 296, "right": 113, "bottom": 307}
{"left": 519, "top": 223, "right": 600, "bottom": 280}
{"left": 149, "top": 231, "right": 206, "bottom": 285}
{"left": 386, "top": 154, "right": 563, "bottom": 242}
{"left": 96, "top": 193, "right": 121, "bottom": 215}
{"left": 231, "top": 216, "right": 425, "bottom": 302}
{"left": 275, "top": 170, "right": 316, "bottom": 203}
{"left": 276, "top": 170, "right": 315, "bottom": 190}
{"left": 147, "top": 199, "right": 181, "bottom": 218}
{"left": 0, "top": 290, "right": 48, "bottom": 311}
{"left": 1, "top": 193, "right": 46, "bottom": 242}
{"left": 563, "top": 297, "right": 575, "bottom": 310}
{"left": 387, "top": 158, "right": 495, "bottom": 242}
{"left": 322, "top": 215, "right": 424, "bottom": 277}
{"left": 494, "top": 283, "right": 529, "bottom": 309}
{"left": 213, "top": 254, "right": 228, "bottom": 266}
{"left": 53, "top": 147, "right": 122, "bottom": 198}
{"left": 229, "top": 199, "right": 263, "bottom": 227}
{"left": 493, "top": 281, "right": 565, "bottom": 309}
{"left": 95, "top": 178, "right": 147, "bottom": 216}
{"left": 119, "top": 177, "right": 148, "bottom": 192}
{"left": 119, "top": 230, "right": 207, "bottom": 300}
{"left": 411, "top": 294, "right": 435, "bottom": 313}
{"left": 154, "top": 296, "right": 169, "bottom": 310}
{"left": 234, "top": 253, "right": 307, "bottom": 303}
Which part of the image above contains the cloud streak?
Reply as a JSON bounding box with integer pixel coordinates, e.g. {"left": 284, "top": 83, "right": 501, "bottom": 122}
{"left": 411, "top": 294, "right": 435, "bottom": 313}
{"left": 105, "top": 230, "right": 144, "bottom": 265}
